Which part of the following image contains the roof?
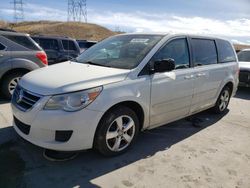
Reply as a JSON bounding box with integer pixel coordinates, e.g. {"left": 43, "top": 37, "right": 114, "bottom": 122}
{"left": 77, "top": 40, "right": 97, "bottom": 43}
{"left": 0, "top": 30, "right": 28, "bottom": 36}
{"left": 117, "top": 32, "right": 231, "bottom": 41}
{"left": 31, "top": 35, "right": 75, "bottom": 40}
{"left": 240, "top": 48, "right": 250, "bottom": 52}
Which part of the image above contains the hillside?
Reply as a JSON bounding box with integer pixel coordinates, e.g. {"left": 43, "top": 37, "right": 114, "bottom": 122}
{"left": 1, "top": 20, "right": 250, "bottom": 50}
{"left": 0, "top": 21, "right": 116, "bottom": 41}
{"left": 233, "top": 44, "right": 250, "bottom": 52}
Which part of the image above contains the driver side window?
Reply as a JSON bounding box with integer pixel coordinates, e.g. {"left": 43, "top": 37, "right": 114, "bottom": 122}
{"left": 154, "top": 38, "right": 190, "bottom": 69}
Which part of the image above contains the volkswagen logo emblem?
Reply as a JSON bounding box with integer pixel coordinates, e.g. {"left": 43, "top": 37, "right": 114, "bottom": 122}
{"left": 16, "top": 89, "right": 24, "bottom": 103}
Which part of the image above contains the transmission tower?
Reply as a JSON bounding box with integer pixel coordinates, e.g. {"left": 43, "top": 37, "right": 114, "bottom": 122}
{"left": 12, "top": 0, "right": 24, "bottom": 23}
{"left": 67, "top": 0, "right": 87, "bottom": 23}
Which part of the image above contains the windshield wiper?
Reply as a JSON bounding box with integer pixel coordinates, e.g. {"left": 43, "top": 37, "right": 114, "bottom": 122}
{"left": 70, "top": 58, "right": 79, "bottom": 62}
{"left": 84, "top": 61, "right": 111, "bottom": 67}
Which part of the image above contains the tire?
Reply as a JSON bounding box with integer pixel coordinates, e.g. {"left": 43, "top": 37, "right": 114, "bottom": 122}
{"left": 94, "top": 106, "right": 139, "bottom": 156}
{"left": 1, "top": 72, "right": 24, "bottom": 100}
{"left": 212, "top": 86, "right": 231, "bottom": 114}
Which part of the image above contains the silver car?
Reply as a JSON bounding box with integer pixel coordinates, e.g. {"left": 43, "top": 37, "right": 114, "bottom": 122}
{"left": 0, "top": 30, "right": 48, "bottom": 99}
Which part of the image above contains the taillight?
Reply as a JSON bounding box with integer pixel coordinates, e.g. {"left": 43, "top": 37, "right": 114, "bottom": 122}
{"left": 36, "top": 52, "right": 48, "bottom": 65}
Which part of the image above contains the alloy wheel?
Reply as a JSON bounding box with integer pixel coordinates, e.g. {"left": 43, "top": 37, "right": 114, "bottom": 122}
{"left": 106, "top": 115, "right": 135, "bottom": 152}
{"left": 8, "top": 77, "right": 21, "bottom": 95}
{"left": 219, "top": 90, "right": 230, "bottom": 111}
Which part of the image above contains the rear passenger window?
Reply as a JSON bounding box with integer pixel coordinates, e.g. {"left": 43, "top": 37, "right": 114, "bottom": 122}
{"left": 38, "top": 39, "right": 59, "bottom": 50}
{"left": 216, "top": 40, "right": 236, "bottom": 63}
{"left": 3, "top": 35, "right": 40, "bottom": 50}
{"left": 191, "top": 39, "right": 217, "bottom": 66}
{"left": 62, "top": 40, "right": 77, "bottom": 51}
{"left": 0, "top": 42, "right": 6, "bottom": 50}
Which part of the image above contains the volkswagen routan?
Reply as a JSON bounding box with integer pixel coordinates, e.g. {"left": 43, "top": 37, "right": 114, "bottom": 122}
{"left": 11, "top": 33, "right": 238, "bottom": 156}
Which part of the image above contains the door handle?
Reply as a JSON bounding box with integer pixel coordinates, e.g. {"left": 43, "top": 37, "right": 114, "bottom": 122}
{"left": 196, "top": 73, "right": 206, "bottom": 77}
{"left": 184, "top": 75, "right": 194, "bottom": 80}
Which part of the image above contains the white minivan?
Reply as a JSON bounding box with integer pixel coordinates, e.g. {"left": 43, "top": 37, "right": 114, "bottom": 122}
{"left": 11, "top": 33, "right": 238, "bottom": 156}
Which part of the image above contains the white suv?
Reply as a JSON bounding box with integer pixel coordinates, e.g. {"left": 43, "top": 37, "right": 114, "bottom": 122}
{"left": 11, "top": 33, "right": 238, "bottom": 156}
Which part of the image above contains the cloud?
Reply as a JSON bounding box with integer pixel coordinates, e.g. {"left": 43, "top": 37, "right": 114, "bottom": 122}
{"left": 88, "top": 11, "right": 250, "bottom": 37}
{"left": 88, "top": 11, "right": 250, "bottom": 44}
{"left": 1, "top": 3, "right": 250, "bottom": 44}
{"left": 231, "top": 39, "right": 250, "bottom": 45}
{"left": 0, "top": 3, "right": 67, "bottom": 21}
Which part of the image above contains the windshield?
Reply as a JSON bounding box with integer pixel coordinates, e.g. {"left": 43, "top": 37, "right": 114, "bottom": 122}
{"left": 76, "top": 34, "right": 163, "bottom": 69}
{"left": 238, "top": 51, "right": 250, "bottom": 62}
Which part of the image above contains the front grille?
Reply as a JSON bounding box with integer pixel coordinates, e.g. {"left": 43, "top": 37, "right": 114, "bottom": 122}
{"left": 12, "top": 85, "right": 41, "bottom": 112}
{"left": 14, "top": 116, "right": 31, "bottom": 135}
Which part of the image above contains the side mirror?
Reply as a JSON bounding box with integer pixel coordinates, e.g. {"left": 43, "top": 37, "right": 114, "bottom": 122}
{"left": 154, "top": 58, "right": 175, "bottom": 73}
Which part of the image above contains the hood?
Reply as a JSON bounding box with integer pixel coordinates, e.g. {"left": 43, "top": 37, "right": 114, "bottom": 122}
{"left": 239, "top": 61, "right": 250, "bottom": 71}
{"left": 19, "top": 61, "right": 130, "bottom": 95}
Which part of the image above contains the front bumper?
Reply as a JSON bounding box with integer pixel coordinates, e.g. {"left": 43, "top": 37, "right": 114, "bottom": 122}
{"left": 12, "top": 98, "right": 104, "bottom": 151}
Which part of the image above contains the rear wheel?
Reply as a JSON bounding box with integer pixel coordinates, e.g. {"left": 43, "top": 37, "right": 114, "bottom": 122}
{"left": 94, "top": 106, "right": 139, "bottom": 156}
{"left": 212, "top": 86, "right": 231, "bottom": 114}
{"left": 1, "top": 72, "right": 24, "bottom": 99}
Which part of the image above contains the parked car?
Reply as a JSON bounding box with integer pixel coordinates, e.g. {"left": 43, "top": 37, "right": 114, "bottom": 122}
{"left": 77, "top": 40, "right": 97, "bottom": 52}
{"left": 0, "top": 30, "right": 47, "bottom": 99}
{"left": 32, "top": 36, "right": 80, "bottom": 65}
{"left": 11, "top": 33, "right": 238, "bottom": 156}
{"left": 237, "top": 49, "right": 250, "bottom": 87}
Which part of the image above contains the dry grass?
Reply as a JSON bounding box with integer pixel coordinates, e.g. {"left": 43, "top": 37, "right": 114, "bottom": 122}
{"left": 234, "top": 44, "right": 250, "bottom": 52}
{"left": 2, "top": 21, "right": 116, "bottom": 41}
{"left": 1, "top": 20, "right": 250, "bottom": 50}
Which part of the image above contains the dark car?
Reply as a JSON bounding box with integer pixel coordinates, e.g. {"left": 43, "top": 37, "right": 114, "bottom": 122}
{"left": 0, "top": 30, "right": 47, "bottom": 99}
{"left": 77, "top": 40, "right": 97, "bottom": 53}
{"left": 32, "top": 36, "right": 81, "bottom": 65}
{"left": 237, "top": 49, "right": 250, "bottom": 87}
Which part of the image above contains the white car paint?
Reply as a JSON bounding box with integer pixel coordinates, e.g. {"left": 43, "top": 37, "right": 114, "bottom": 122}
{"left": 19, "top": 61, "right": 131, "bottom": 95}
{"left": 11, "top": 33, "right": 238, "bottom": 151}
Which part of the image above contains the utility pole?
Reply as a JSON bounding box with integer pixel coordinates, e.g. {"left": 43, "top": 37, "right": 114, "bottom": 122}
{"left": 67, "top": 0, "right": 87, "bottom": 23}
{"left": 12, "top": 0, "right": 24, "bottom": 23}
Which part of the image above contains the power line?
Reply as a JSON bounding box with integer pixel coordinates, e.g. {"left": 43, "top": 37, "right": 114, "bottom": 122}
{"left": 11, "top": 0, "right": 24, "bottom": 23}
{"left": 67, "top": 0, "right": 87, "bottom": 23}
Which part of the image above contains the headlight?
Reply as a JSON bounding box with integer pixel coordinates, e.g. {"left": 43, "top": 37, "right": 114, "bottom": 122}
{"left": 44, "top": 86, "right": 102, "bottom": 112}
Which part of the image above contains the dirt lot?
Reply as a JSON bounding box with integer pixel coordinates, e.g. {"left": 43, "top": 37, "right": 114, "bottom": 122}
{"left": 0, "top": 88, "right": 250, "bottom": 188}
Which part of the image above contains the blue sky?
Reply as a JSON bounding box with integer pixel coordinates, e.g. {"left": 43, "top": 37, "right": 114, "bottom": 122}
{"left": 0, "top": 0, "right": 250, "bottom": 44}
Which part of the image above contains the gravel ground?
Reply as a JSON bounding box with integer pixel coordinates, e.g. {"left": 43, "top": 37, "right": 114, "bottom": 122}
{"left": 0, "top": 88, "right": 249, "bottom": 188}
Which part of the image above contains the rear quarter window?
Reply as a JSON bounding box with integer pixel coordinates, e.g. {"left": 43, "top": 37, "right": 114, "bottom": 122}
{"left": 0, "top": 42, "right": 6, "bottom": 50}
{"left": 37, "top": 38, "right": 59, "bottom": 50}
{"left": 238, "top": 51, "right": 250, "bottom": 62}
{"left": 191, "top": 39, "right": 218, "bottom": 66}
{"left": 216, "top": 39, "right": 236, "bottom": 63}
{"left": 3, "top": 35, "right": 40, "bottom": 51}
{"left": 62, "top": 40, "right": 77, "bottom": 51}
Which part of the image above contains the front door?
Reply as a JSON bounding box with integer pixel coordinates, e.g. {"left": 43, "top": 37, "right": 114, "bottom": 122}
{"left": 150, "top": 37, "right": 195, "bottom": 128}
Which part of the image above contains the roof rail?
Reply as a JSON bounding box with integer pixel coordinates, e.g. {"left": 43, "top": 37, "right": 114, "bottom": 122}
{"left": 32, "top": 34, "right": 69, "bottom": 38}
{"left": 0, "top": 28, "right": 17, "bottom": 32}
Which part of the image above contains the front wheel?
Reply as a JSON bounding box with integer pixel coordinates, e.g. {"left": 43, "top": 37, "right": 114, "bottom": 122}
{"left": 94, "top": 106, "right": 139, "bottom": 156}
{"left": 212, "top": 86, "right": 231, "bottom": 114}
{"left": 1, "top": 72, "right": 24, "bottom": 99}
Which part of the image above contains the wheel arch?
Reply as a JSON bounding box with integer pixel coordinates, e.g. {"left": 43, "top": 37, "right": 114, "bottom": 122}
{"left": 0, "top": 68, "right": 30, "bottom": 86}
{"left": 93, "top": 100, "right": 145, "bottom": 142}
{"left": 224, "top": 81, "right": 234, "bottom": 95}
